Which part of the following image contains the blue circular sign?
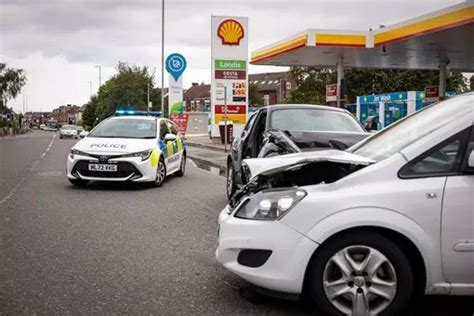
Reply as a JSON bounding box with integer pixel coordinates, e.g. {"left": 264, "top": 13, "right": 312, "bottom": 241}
{"left": 166, "top": 53, "right": 187, "bottom": 81}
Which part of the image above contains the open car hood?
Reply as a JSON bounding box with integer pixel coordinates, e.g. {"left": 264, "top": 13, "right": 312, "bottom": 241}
{"left": 244, "top": 149, "right": 374, "bottom": 179}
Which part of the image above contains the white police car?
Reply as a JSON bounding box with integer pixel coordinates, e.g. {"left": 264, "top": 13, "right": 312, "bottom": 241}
{"left": 67, "top": 113, "right": 186, "bottom": 187}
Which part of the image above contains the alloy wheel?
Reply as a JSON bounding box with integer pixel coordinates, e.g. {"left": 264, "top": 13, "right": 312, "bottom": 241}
{"left": 156, "top": 160, "right": 166, "bottom": 184}
{"left": 322, "top": 245, "right": 397, "bottom": 316}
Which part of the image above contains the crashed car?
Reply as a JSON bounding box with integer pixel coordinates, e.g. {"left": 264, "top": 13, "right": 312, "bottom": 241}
{"left": 226, "top": 104, "right": 368, "bottom": 199}
{"left": 217, "top": 93, "right": 474, "bottom": 315}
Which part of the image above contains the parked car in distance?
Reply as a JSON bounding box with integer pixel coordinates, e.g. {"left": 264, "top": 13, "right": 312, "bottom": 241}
{"left": 226, "top": 104, "right": 369, "bottom": 199}
{"left": 217, "top": 93, "right": 474, "bottom": 316}
{"left": 59, "top": 125, "right": 79, "bottom": 139}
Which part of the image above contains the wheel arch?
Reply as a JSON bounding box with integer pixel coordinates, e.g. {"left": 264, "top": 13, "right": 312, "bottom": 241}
{"left": 303, "top": 225, "right": 427, "bottom": 297}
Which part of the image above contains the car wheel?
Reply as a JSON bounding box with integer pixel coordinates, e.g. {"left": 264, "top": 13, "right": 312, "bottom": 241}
{"left": 226, "top": 162, "right": 237, "bottom": 200}
{"left": 68, "top": 178, "right": 89, "bottom": 186}
{"left": 306, "top": 231, "right": 414, "bottom": 316}
{"left": 152, "top": 158, "right": 167, "bottom": 187}
{"left": 175, "top": 153, "right": 186, "bottom": 177}
{"left": 60, "top": 135, "right": 63, "bottom": 139}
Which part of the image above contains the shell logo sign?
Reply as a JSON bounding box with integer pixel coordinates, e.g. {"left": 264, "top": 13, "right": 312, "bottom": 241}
{"left": 218, "top": 19, "right": 244, "bottom": 46}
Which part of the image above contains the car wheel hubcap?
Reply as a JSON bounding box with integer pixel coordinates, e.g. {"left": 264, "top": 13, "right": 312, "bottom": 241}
{"left": 156, "top": 161, "right": 165, "bottom": 183}
{"left": 322, "top": 245, "right": 397, "bottom": 316}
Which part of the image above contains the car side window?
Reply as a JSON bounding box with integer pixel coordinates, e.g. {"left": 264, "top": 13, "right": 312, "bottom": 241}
{"left": 399, "top": 128, "right": 470, "bottom": 179}
{"left": 160, "top": 120, "right": 169, "bottom": 140}
{"left": 168, "top": 120, "right": 179, "bottom": 135}
{"left": 242, "top": 112, "right": 257, "bottom": 136}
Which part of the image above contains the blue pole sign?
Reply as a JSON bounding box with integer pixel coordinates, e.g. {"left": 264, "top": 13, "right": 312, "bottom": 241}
{"left": 165, "top": 53, "right": 187, "bottom": 81}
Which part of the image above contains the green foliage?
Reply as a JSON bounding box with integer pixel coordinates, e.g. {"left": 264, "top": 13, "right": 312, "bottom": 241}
{"left": 94, "top": 62, "right": 161, "bottom": 121}
{"left": 249, "top": 83, "right": 263, "bottom": 107}
{"left": 0, "top": 63, "right": 27, "bottom": 107}
{"left": 82, "top": 95, "right": 98, "bottom": 130}
{"left": 287, "top": 67, "right": 469, "bottom": 104}
{"left": 470, "top": 75, "right": 474, "bottom": 91}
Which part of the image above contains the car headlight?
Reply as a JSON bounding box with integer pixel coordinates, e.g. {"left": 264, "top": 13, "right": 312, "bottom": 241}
{"left": 234, "top": 188, "right": 307, "bottom": 220}
{"left": 70, "top": 148, "right": 91, "bottom": 159}
{"left": 121, "top": 149, "right": 153, "bottom": 161}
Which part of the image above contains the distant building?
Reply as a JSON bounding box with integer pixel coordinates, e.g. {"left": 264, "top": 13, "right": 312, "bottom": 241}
{"left": 24, "top": 112, "right": 50, "bottom": 127}
{"left": 50, "top": 104, "right": 81, "bottom": 124}
{"left": 249, "top": 71, "right": 296, "bottom": 106}
{"left": 184, "top": 83, "right": 211, "bottom": 112}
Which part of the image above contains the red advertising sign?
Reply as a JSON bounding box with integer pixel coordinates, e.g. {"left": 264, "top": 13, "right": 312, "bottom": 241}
{"left": 215, "top": 105, "right": 246, "bottom": 114}
{"left": 215, "top": 70, "right": 246, "bottom": 80}
{"left": 171, "top": 113, "right": 189, "bottom": 136}
{"left": 326, "top": 84, "right": 337, "bottom": 102}
{"left": 425, "top": 86, "right": 439, "bottom": 99}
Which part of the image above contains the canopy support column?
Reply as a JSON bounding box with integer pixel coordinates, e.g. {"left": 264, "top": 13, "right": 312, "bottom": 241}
{"left": 337, "top": 56, "right": 344, "bottom": 108}
{"left": 439, "top": 60, "right": 447, "bottom": 100}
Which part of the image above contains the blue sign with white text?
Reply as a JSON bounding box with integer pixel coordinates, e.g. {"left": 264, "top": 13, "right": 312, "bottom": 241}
{"left": 165, "top": 53, "right": 187, "bottom": 81}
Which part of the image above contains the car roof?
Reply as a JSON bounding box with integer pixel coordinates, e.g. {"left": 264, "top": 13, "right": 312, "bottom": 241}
{"left": 261, "top": 104, "right": 350, "bottom": 113}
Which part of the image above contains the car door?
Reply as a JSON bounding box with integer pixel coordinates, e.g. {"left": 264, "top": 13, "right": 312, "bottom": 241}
{"left": 241, "top": 109, "right": 267, "bottom": 160}
{"left": 159, "top": 120, "right": 175, "bottom": 170}
{"left": 166, "top": 119, "right": 182, "bottom": 171}
{"left": 398, "top": 127, "right": 472, "bottom": 285}
{"left": 441, "top": 126, "right": 474, "bottom": 286}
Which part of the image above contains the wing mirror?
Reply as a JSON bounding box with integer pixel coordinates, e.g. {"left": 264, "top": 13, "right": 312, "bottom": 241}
{"left": 468, "top": 149, "right": 474, "bottom": 168}
{"left": 164, "top": 133, "right": 177, "bottom": 142}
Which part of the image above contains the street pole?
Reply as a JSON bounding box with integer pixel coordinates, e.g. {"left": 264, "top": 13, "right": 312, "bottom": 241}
{"left": 224, "top": 86, "right": 228, "bottom": 152}
{"left": 147, "top": 81, "right": 150, "bottom": 115}
{"left": 161, "top": 0, "right": 165, "bottom": 117}
{"left": 95, "top": 65, "right": 102, "bottom": 90}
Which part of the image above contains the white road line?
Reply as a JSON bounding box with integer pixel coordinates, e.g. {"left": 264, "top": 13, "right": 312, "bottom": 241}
{"left": 0, "top": 134, "right": 56, "bottom": 205}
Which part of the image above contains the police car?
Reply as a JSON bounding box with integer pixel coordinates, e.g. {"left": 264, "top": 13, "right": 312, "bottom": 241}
{"left": 66, "top": 112, "right": 186, "bottom": 187}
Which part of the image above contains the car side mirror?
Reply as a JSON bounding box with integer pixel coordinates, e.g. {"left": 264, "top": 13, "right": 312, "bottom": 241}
{"left": 164, "top": 133, "right": 176, "bottom": 142}
{"left": 468, "top": 150, "right": 474, "bottom": 168}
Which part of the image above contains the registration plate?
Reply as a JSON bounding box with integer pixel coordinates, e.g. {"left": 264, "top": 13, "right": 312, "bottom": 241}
{"left": 88, "top": 164, "right": 117, "bottom": 172}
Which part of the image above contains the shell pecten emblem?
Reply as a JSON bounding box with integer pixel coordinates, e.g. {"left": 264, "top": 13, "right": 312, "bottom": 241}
{"left": 218, "top": 19, "right": 244, "bottom": 46}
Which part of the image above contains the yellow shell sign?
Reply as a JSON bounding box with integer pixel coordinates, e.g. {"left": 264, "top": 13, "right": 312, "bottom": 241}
{"left": 218, "top": 19, "right": 244, "bottom": 46}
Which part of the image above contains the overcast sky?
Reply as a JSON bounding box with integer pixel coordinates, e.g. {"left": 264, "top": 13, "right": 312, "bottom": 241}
{"left": 1, "top": 0, "right": 461, "bottom": 112}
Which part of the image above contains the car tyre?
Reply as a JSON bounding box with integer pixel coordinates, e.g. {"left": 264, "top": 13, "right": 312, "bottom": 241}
{"left": 60, "top": 135, "right": 63, "bottom": 139}
{"left": 306, "top": 231, "right": 414, "bottom": 316}
{"left": 68, "top": 178, "right": 89, "bottom": 186}
{"left": 226, "top": 162, "right": 237, "bottom": 200}
{"left": 175, "top": 153, "right": 186, "bottom": 177}
{"left": 152, "top": 157, "right": 167, "bottom": 187}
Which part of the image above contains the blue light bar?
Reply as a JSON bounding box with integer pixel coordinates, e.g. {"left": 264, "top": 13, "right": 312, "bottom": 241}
{"left": 114, "top": 110, "right": 163, "bottom": 117}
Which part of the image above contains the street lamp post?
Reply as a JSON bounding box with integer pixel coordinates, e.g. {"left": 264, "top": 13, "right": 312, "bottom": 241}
{"left": 95, "top": 65, "right": 102, "bottom": 90}
{"left": 161, "top": 0, "right": 165, "bottom": 116}
{"left": 88, "top": 81, "right": 93, "bottom": 97}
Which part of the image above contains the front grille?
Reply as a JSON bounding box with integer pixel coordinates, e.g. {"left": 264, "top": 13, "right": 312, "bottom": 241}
{"left": 72, "top": 160, "right": 142, "bottom": 179}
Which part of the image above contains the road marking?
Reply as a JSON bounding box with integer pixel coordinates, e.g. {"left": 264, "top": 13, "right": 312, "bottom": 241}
{"left": 0, "top": 134, "right": 56, "bottom": 205}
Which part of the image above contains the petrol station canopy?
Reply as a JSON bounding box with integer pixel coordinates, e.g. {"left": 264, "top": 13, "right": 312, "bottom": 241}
{"left": 251, "top": 2, "right": 474, "bottom": 72}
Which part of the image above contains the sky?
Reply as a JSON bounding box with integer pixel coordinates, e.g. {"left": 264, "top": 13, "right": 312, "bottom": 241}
{"left": 0, "top": 0, "right": 462, "bottom": 112}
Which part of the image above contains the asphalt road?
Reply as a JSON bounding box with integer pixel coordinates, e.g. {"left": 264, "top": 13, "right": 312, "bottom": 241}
{"left": 1, "top": 131, "right": 473, "bottom": 315}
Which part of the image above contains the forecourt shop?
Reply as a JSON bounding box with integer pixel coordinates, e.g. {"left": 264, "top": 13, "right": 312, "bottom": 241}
{"left": 251, "top": 2, "right": 474, "bottom": 110}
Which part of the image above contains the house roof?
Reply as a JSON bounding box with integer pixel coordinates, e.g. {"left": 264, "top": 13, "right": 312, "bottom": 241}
{"left": 249, "top": 71, "right": 292, "bottom": 91}
{"left": 184, "top": 84, "right": 211, "bottom": 100}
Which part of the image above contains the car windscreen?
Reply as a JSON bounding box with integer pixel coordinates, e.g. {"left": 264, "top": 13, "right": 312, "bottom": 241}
{"left": 269, "top": 108, "right": 364, "bottom": 133}
{"left": 350, "top": 95, "right": 474, "bottom": 162}
{"left": 88, "top": 118, "right": 156, "bottom": 139}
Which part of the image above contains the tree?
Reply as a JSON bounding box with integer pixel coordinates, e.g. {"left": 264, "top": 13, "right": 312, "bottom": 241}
{"left": 95, "top": 62, "right": 161, "bottom": 121}
{"left": 82, "top": 95, "right": 98, "bottom": 130}
{"left": 287, "top": 67, "right": 469, "bottom": 104}
{"left": 249, "top": 83, "right": 263, "bottom": 107}
{"left": 0, "top": 63, "right": 27, "bottom": 108}
{"left": 470, "top": 75, "right": 474, "bottom": 91}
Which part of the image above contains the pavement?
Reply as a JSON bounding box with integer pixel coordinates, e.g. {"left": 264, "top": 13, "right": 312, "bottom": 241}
{"left": 1, "top": 131, "right": 473, "bottom": 315}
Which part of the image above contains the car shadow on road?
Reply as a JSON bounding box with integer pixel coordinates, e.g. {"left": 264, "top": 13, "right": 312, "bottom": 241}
{"left": 65, "top": 175, "right": 181, "bottom": 191}
{"left": 239, "top": 286, "right": 474, "bottom": 316}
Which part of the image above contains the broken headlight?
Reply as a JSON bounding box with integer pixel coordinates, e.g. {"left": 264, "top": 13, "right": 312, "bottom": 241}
{"left": 234, "top": 188, "right": 307, "bottom": 220}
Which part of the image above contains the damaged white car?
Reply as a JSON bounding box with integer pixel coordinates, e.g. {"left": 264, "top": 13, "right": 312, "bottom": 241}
{"left": 217, "top": 93, "right": 474, "bottom": 315}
